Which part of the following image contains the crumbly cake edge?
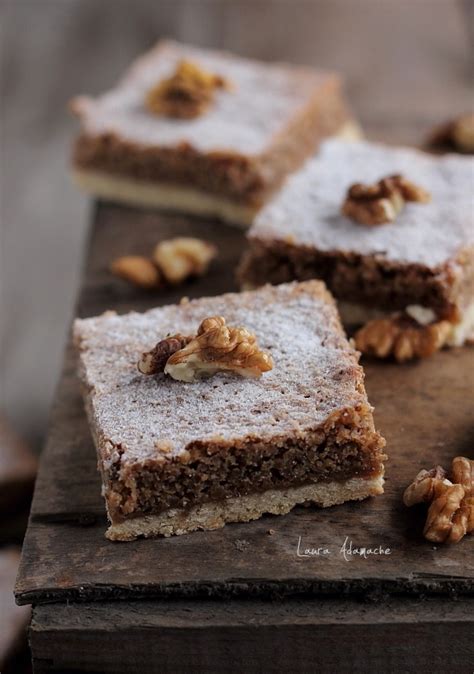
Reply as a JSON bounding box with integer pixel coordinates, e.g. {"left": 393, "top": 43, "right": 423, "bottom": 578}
{"left": 238, "top": 238, "right": 474, "bottom": 319}
{"left": 105, "top": 472, "right": 385, "bottom": 540}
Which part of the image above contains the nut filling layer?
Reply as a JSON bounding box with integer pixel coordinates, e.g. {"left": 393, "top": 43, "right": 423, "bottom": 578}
{"left": 105, "top": 409, "right": 383, "bottom": 522}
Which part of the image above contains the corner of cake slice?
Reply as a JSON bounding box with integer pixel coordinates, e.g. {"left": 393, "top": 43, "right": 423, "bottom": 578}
{"left": 73, "top": 281, "right": 385, "bottom": 540}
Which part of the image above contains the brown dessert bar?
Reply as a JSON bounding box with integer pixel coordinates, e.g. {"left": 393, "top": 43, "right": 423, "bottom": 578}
{"left": 73, "top": 282, "right": 385, "bottom": 541}
{"left": 70, "top": 40, "right": 360, "bottom": 226}
{"left": 239, "top": 140, "right": 474, "bottom": 345}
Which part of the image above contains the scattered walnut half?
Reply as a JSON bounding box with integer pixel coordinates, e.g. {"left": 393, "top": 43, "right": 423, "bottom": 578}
{"left": 342, "top": 174, "right": 431, "bottom": 226}
{"left": 428, "top": 113, "right": 474, "bottom": 153}
{"left": 402, "top": 466, "right": 448, "bottom": 507}
{"left": 111, "top": 237, "right": 217, "bottom": 289}
{"left": 451, "top": 456, "right": 474, "bottom": 493}
{"left": 164, "top": 315, "right": 274, "bottom": 383}
{"left": 137, "top": 334, "right": 193, "bottom": 375}
{"left": 145, "top": 59, "right": 230, "bottom": 119}
{"left": 354, "top": 313, "right": 452, "bottom": 362}
{"left": 110, "top": 256, "right": 161, "bottom": 289}
{"left": 153, "top": 237, "right": 217, "bottom": 285}
{"left": 404, "top": 456, "right": 474, "bottom": 544}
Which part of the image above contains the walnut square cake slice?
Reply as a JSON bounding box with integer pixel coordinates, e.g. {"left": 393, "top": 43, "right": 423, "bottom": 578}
{"left": 73, "top": 281, "right": 385, "bottom": 541}
{"left": 70, "top": 40, "right": 359, "bottom": 226}
{"left": 239, "top": 140, "right": 474, "bottom": 350}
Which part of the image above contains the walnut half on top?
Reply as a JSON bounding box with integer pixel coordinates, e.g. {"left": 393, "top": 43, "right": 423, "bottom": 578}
{"left": 137, "top": 316, "right": 274, "bottom": 383}
{"left": 165, "top": 316, "right": 274, "bottom": 383}
{"left": 145, "top": 59, "right": 231, "bottom": 119}
{"left": 342, "top": 174, "right": 431, "bottom": 226}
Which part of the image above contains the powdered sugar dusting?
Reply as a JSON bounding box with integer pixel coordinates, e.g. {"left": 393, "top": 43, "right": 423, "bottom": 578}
{"left": 251, "top": 140, "right": 474, "bottom": 267}
{"left": 72, "top": 40, "right": 332, "bottom": 156}
{"left": 74, "top": 283, "right": 367, "bottom": 464}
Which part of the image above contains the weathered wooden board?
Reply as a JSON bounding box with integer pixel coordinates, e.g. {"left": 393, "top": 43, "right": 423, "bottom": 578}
{"left": 16, "top": 203, "right": 474, "bottom": 606}
{"left": 29, "top": 596, "right": 474, "bottom": 674}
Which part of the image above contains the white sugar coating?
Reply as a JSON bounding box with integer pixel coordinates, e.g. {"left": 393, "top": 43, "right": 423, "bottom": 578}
{"left": 74, "top": 282, "right": 368, "bottom": 464}
{"left": 251, "top": 140, "right": 474, "bottom": 267}
{"left": 72, "top": 40, "right": 334, "bottom": 156}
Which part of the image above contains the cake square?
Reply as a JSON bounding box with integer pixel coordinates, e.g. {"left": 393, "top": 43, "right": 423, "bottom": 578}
{"left": 239, "top": 140, "right": 474, "bottom": 348}
{"left": 70, "top": 40, "right": 359, "bottom": 226}
{"left": 74, "top": 282, "right": 385, "bottom": 541}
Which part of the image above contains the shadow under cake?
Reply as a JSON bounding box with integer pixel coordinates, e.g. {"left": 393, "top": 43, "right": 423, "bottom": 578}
{"left": 73, "top": 281, "right": 385, "bottom": 541}
{"left": 70, "top": 40, "right": 360, "bottom": 227}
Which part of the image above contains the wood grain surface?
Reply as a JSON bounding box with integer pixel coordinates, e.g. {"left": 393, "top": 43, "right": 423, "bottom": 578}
{"left": 29, "top": 596, "right": 474, "bottom": 673}
{"left": 15, "top": 203, "right": 474, "bottom": 607}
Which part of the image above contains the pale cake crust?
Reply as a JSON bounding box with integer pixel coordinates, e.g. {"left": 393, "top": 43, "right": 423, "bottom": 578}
{"left": 72, "top": 169, "right": 258, "bottom": 226}
{"left": 107, "top": 474, "right": 384, "bottom": 541}
{"left": 74, "top": 281, "right": 385, "bottom": 539}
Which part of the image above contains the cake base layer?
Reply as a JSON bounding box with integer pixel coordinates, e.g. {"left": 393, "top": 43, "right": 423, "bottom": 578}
{"left": 106, "top": 473, "right": 384, "bottom": 541}
{"left": 72, "top": 121, "right": 362, "bottom": 227}
{"left": 72, "top": 169, "right": 258, "bottom": 226}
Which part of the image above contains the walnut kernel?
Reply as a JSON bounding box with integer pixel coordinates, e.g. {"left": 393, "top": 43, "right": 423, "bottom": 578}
{"left": 342, "top": 174, "right": 431, "bottom": 226}
{"left": 428, "top": 113, "right": 474, "bottom": 153}
{"left": 110, "top": 256, "right": 161, "bottom": 289}
{"left": 424, "top": 483, "right": 466, "bottom": 543}
{"left": 402, "top": 466, "right": 448, "bottom": 507}
{"left": 404, "top": 456, "right": 474, "bottom": 544}
{"left": 354, "top": 313, "right": 451, "bottom": 362}
{"left": 138, "top": 334, "right": 193, "bottom": 375}
{"left": 451, "top": 456, "right": 474, "bottom": 494}
{"left": 153, "top": 237, "right": 217, "bottom": 285}
{"left": 164, "top": 315, "right": 273, "bottom": 383}
{"left": 145, "top": 59, "right": 230, "bottom": 119}
{"left": 452, "top": 114, "right": 474, "bottom": 152}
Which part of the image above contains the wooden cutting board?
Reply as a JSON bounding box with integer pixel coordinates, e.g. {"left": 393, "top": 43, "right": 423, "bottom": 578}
{"left": 16, "top": 203, "right": 474, "bottom": 607}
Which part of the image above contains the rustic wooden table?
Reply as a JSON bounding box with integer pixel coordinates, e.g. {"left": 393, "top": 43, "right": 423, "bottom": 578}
{"left": 6, "top": 1, "right": 474, "bottom": 671}
{"left": 15, "top": 204, "right": 474, "bottom": 673}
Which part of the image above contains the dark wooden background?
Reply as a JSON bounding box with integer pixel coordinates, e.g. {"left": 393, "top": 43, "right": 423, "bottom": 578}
{"left": 1, "top": 0, "right": 473, "bottom": 450}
